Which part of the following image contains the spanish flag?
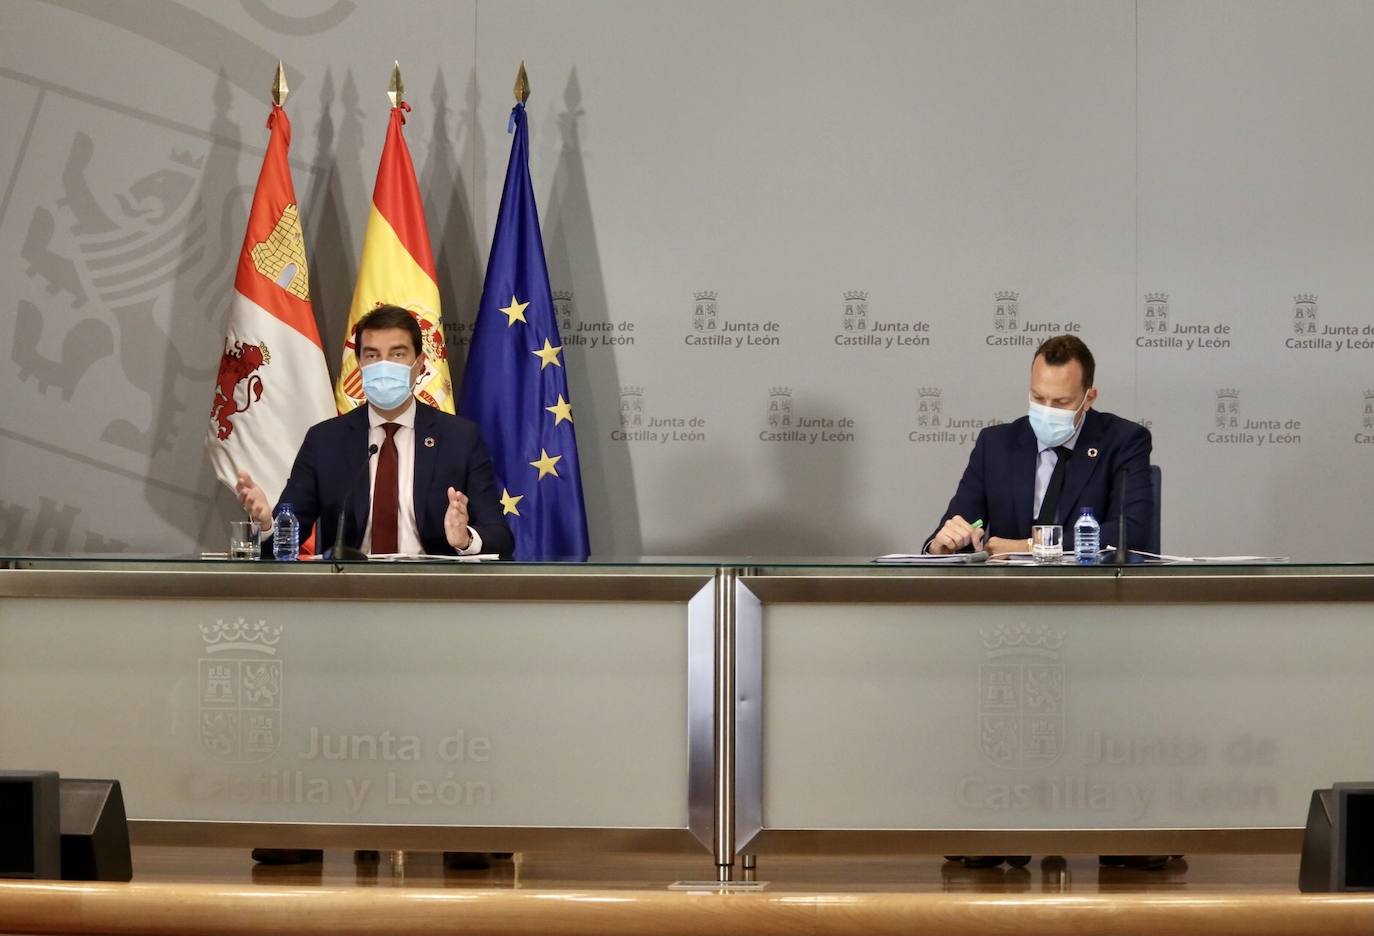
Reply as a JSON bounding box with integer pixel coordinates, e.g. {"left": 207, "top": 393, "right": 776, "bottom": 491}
{"left": 335, "top": 70, "right": 452, "bottom": 414}
{"left": 207, "top": 77, "right": 333, "bottom": 506}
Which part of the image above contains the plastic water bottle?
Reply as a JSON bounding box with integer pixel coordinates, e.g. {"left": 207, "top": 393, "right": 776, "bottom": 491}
{"left": 1073, "top": 507, "right": 1100, "bottom": 565}
{"left": 273, "top": 503, "right": 300, "bottom": 561}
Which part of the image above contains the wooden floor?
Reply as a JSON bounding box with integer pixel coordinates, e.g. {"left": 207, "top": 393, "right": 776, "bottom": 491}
{"left": 1, "top": 848, "right": 1371, "bottom": 936}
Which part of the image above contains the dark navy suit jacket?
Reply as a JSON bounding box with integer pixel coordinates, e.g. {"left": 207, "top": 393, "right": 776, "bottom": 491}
{"left": 928, "top": 408, "right": 1153, "bottom": 551}
{"left": 269, "top": 402, "right": 515, "bottom": 559}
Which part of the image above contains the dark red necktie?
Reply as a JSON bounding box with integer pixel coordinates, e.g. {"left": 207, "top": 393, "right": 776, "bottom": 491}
{"left": 371, "top": 423, "right": 401, "bottom": 553}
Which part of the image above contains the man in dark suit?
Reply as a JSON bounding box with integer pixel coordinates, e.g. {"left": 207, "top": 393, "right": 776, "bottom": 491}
{"left": 930, "top": 335, "right": 1170, "bottom": 873}
{"left": 927, "top": 334, "right": 1153, "bottom": 557}
{"left": 235, "top": 304, "right": 514, "bottom": 559}
{"left": 233, "top": 305, "right": 513, "bottom": 869}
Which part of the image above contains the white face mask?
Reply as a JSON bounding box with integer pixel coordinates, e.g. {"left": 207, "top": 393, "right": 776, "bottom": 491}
{"left": 361, "top": 360, "right": 416, "bottom": 410}
{"left": 1027, "top": 394, "right": 1087, "bottom": 447}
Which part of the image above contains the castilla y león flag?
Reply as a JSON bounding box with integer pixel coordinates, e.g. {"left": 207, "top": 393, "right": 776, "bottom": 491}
{"left": 207, "top": 101, "right": 333, "bottom": 504}
{"left": 335, "top": 98, "right": 453, "bottom": 414}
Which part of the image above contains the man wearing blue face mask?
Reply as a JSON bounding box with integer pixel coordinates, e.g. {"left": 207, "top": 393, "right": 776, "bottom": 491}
{"left": 926, "top": 335, "right": 1153, "bottom": 556}
{"left": 235, "top": 305, "right": 514, "bottom": 559}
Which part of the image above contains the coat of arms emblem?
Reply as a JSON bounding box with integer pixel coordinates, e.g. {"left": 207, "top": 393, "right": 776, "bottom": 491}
{"left": 978, "top": 621, "right": 1065, "bottom": 769}
{"left": 693, "top": 291, "right": 718, "bottom": 332}
{"left": 1215, "top": 389, "right": 1240, "bottom": 430}
{"left": 994, "top": 291, "right": 1019, "bottom": 332}
{"left": 843, "top": 291, "right": 868, "bottom": 332}
{"left": 620, "top": 386, "right": 644, "bottom": 429}
{"left": 767, "top": 387, "right": 793, "bottom": 429}
{"left": 198, "top": 617, "right": 283, "bottom": 763}
{"left": 553, "top": 289, "right": 575, "bottom": 337}
{"left": 1293, "top": 294, "right": 1318, "bottom": 336}
{"left": 1143, "top": 293, "right": 1169, "bottom": 335}
{"left": 917, "top": 387, "right": 942, "bottom": 428}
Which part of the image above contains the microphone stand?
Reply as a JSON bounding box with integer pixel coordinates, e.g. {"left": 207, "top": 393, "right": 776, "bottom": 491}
{"left": 329, "top": 443, "right": 379, "bottom": 561}
{"left": 1112, "top": 464, "right": 1131, "bottom": 566}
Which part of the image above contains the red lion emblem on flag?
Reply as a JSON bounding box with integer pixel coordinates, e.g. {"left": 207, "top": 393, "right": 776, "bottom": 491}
{"left": 211, "top": 339, "right": 270, "bottom": 440}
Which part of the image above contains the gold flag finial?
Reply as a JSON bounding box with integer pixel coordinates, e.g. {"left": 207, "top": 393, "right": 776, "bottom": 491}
{"left": 388, "top": 60, "right": 404, "bottom": 108}
{"left": 514, "top": 61, "right": 530, "bottom": 104}
{"left": 272, "top": 60, "right": 288, "bottom": 106}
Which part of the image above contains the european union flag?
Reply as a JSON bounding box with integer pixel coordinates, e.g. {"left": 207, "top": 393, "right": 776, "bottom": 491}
{"left": 460, "top": 101, "right": 590, "bottom": 560}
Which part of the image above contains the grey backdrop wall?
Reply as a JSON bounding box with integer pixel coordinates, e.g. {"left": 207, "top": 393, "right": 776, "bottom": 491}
{"left": 1, "top": 0, "right": 1371, "bottom": 560}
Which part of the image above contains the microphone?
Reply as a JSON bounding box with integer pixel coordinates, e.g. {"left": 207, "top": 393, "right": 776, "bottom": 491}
{"left": 329, "top": 443, "right": 379, "bottom": 561}
{"left": 1112, "top": 464, "right": 1133, "bottom": 566}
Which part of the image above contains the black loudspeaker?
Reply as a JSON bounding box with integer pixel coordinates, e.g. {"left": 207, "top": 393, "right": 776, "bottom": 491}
{"left": 1299, "top": 782, "right": 1374, "bottom": 892}
{"left": 59, "top": 778, "right": 132, "bottom": 882}
{"left": 0, "top": 770, "right": 61, "bottom": 880}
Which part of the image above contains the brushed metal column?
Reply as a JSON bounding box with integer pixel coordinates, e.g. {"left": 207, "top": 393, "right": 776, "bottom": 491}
{"left": 714, "top": 568, "right": 737, "bottom": 881}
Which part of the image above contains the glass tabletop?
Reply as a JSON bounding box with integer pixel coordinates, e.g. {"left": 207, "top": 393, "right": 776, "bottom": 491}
{"left": 3, "top": 553, "right": 1373, "bottom": 574}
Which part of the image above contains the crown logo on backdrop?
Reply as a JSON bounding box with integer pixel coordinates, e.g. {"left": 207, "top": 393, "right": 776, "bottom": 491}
{"left": 1294, "top": 294, "right": 1318, "bottom": 304}
{"left": 552, "top": 289, "right": 574, "bottom": 302}
{"left": 199, "top": 618, "right": 281, "bottom": 655}
{"left": 995, "top": 290, "right": 1019, "bottom": 302}
{"left": 694, "top": 290, "right": 718, "bottom": 302}
{"left": 171, "top": 149, "right": 205, "bottom": 169}
{"left": 844, "top": 290, "right": 869, "bottom": 302}
{"left": 620, "top": 385, "right": 643, "bottom": 397}
{"left": 1145, "top": 292, "right": 1169, "bottom": 303}
{"left": 769, "top": 386, "right": 792, "bottom": 397}
{"left": 1216, "top": 388, "right": 1239, "bottom": 399}
{"left": 980, "top": 621, "right": 1064, "bottom": 658}
{"left": 1364, "top": 389, "right": 1374, "bottom": 400}
{"left": 918, "top": 387, "right": 942, "bottom": 398}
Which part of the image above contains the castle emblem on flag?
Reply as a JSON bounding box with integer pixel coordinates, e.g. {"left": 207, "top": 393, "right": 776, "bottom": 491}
{"left": 978, "top": 621, "right": 1065, "bottom": 769}
{"left": 249, "top": 203, "right": 310, "bottom": 299}
{"left": 210, "top": 339, "right": 271, "bottom": 440}
{"left": 198, "top": 617, "right": 284, "bottom": 763}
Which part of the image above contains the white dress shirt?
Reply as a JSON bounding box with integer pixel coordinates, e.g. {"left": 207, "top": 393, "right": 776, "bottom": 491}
{"left": 1031, "top": 417, "right": 1085, "bottom": 520}
{"left": 362, "top": 402, "right": 482, "bottom": 556}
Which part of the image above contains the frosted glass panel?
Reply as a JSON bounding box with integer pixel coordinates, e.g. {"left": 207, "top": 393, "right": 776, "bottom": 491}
{"left": 762, "top": 603, "right": 1372, "bottom": 829}
{"left": 0, "top": 598, "right": 688, "bottom": 827}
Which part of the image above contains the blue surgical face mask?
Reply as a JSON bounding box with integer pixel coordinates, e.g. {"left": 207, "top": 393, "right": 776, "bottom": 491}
{"left": 361, "top": 360, "right": 415, "bottom": 411}
{"left": 1028, "top": 393, "right": 1087, "bottom": 447}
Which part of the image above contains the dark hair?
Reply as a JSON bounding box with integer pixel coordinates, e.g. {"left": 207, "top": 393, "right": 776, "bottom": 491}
{"left": 354, "top": 305, "right": 422, "bottom": 357}
{"left": 1034, "top": 334, "right": 1095, "bottom": 388}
